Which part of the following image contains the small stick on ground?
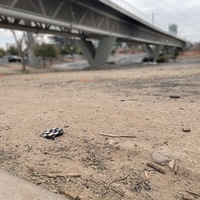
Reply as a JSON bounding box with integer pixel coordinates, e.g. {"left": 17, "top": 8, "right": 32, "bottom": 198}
{"left": 186, "top": 190, "right": 200, "bottom": 197}
{"left": 40, "top": 173, "right": 81, "bottom": 178}
{"left": 26, "top": 165, "right": 37, "bottom": 175}
{"left": 169, "top": 95, "right": 181, "bottom": 99}
{"left": 110, "top": 187, "right": 125, "bottom": 197}
{"left": 108, "top": 176, "right": 127, "bottom": 186}
{"left": 58, "top": 189, "right": 76, "bottom": 200}
{"left": 147, "top": 163, "right": 166, "bottom": 174}
{"left": 100, "top": 133, "right": 137, "bottom": 138}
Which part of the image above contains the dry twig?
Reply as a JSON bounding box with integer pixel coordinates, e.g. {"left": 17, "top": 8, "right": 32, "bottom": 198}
{"left": 110, "top": 187, "right": 125, "bottom": 197}
{"left": 26, "top": 165, "right": 37, "bottom": 175}
{"left": 186, "top": 190, "right": 200, "bottom": 198}
{"left": 108, "top": 177, "right": 127, "bottom": 186}
{"left": 100, "top": 133, "right": 137, "bottom": 138}
{"left": 41, "top": 173, "right": 81, "bottom": 178}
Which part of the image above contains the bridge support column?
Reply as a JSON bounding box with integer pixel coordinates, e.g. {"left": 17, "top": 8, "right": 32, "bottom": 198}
{"left": 26, "top": 22, "right": 38, "bottom": 67}
{"left": 145, "top": 45, "right": 153, "bottom": 58}
{"left": 168, "top": 47, "right": 176, "bottom": 55}
{"left": 145, "top": 44, "right": 163, "bottom": 61}
{"left": 78, "top": 37, "right": 116, "bottom": 67}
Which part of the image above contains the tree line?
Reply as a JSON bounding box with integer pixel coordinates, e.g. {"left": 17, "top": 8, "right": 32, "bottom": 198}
{"left": 1, "top": 31, "right": 82, "bottom": 71}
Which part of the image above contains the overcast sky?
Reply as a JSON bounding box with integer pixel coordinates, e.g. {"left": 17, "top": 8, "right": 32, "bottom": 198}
{"left": 124, "top": 0, "right": 199, "bottom": 41}
{"left": 0, "top": 0, "right": 199, "bottom": 49}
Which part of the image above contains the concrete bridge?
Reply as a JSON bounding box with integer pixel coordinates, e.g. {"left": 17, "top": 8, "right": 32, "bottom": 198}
{"left": 0, "top": 0, "right": 187, "bottom": 66}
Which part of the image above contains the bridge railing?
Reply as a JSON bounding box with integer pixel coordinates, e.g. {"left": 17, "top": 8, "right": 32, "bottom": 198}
{"left": 110, "top": 0, "right": 152, "bottom": 24}
{"left": 109, "top": 0, "right": 183, "bottom": 38}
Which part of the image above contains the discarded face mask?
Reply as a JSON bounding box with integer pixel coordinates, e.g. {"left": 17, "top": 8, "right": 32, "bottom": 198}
{"left": 40, "top": 127, "right": 64, "bottom": 139}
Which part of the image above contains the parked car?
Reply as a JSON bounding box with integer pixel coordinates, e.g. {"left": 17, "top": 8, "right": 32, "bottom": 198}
{"left": 4, "top": 55, "right": 22, "bottom": 62}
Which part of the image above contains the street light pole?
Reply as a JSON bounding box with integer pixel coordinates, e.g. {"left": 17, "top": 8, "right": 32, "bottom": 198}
{"left": 152, "top": 12, "right": 154, "bottom": 25}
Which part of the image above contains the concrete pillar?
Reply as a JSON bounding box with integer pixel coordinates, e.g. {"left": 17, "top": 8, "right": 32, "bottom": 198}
{"left": 27, "top": 32, "right": 38, "bottom": 67}
{"left": 168, "top": 46, "right": 176, "bottom": 55}
{"left": 144, "top": 44, "right": 163, "bottom": 61}
{"left": 78, "top": 36, "right": 116, "bottom": 67}
{"left": 154, "top": 45, "right": 163, "bottom": 60}
{"left": 144, "top": 45, "right": 153, "bottom": 58}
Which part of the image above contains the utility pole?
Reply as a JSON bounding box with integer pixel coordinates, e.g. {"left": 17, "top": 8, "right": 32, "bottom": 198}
{"left": 152, "top": 12, "right": 154, "bottom": 25}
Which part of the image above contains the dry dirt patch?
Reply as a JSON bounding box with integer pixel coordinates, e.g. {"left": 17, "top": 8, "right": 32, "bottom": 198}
{"left": 0, "top": 63, "right": 200, "bottom": 200}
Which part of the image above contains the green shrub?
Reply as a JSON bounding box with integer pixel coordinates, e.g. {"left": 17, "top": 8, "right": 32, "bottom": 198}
{"left": 143, "top": 57, "right": 154, "bottom": 62}
{"left": 156, "top": 56, "right": 167, "bottom": 63}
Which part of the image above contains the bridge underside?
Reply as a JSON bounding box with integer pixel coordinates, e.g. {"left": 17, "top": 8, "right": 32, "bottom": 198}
{"left": 0, "top": 0, "right": 186, "bottom": 66}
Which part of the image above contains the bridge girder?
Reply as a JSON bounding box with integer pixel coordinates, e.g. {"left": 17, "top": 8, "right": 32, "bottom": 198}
{"left": 0, "top": 0, "right": 185, "bottom": 48}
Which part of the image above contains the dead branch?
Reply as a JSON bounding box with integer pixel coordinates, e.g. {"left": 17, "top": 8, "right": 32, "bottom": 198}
{"left": 100, "top": 133, "right": 137, "bottom": 138}
{"left": 41, "top": 173, "right": 81, "bottom": 178}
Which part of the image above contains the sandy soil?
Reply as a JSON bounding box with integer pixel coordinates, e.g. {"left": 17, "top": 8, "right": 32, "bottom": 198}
{"left": 0, "top": 62, "right": 200, "bottom": 200}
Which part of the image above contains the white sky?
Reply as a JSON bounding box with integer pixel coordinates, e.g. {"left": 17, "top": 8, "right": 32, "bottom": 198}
{"left": 124, "top": 0, "right": 200, "bottom": 41}
{"left": 0, "top": 0, "right": 199, "bottom": 48}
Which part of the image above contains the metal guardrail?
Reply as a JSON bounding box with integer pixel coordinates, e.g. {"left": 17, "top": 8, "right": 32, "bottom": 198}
{"left": 110, "top": 0, "right": 152, "bottom": 24}
{"left": 109, "top": 0, "right": 185, "bottom": 40}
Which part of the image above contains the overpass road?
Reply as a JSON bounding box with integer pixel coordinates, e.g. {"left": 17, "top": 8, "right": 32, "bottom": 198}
{"left": 0, "top": 0, "right": 187, "bottom": 66}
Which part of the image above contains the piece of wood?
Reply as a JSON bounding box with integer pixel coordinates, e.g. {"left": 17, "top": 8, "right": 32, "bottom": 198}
{"left": 58, "top": 189, "right": 76, "bottom": 200}
{"left": 41, "top": 173, "right": 81, "bottom": 178}
{"left": 99, "top": 133, "right": 137, "bottom": 138}
{"left": 169, "top": 95, "right": 181, "bottom": 99}
{"left": 146, "top": 163, "right": 166, "bottom": 174}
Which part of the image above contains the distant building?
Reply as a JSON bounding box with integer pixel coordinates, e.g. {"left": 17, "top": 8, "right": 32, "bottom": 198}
{"left": 169, "top": 24, "right": 178, "bottom": 36}
{"left": 48, "top": 35, "right": 77, "bottom": 47}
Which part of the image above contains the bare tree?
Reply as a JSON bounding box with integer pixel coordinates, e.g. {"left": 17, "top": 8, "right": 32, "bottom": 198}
{"left": 11, "top": 30, "right": 35, "bottom": 72}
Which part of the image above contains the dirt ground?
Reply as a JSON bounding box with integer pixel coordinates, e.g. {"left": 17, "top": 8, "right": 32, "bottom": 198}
{"left": 0, "top": 60, "right": 200, "bottom": 200}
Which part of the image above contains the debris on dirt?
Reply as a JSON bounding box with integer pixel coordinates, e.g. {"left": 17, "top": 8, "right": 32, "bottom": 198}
{"left": 85, "top": 169, "right": 151, "bottom": 199}
{"left": 180, "top": 195, "right": 196, "bottom": 200}
{"left": 25, "top": 144, "right": 32, "bottom": 152}
{"left": 169, "top": 95, "right": 181, "bottom": 99}
{"left": 151, "top": 152, "right": 174, "bottom": 166}
{"left": 146, "top": 162, "right": 166, "bottom": 174}
{"left": 182, "top": 127, "right": 191, "bottom": 133}
{"left": 41, "top": 173, "right": 81, "bottom": 178}
{"left": 26, "top": 165, "right": 37, "bottom": 176}
{"left": 64, "top": 124, "right": 69, "bottom": 128}
{"left": 40, "top": 127, "right": 64, "bottom": 139}
{"left": 99, "top": 133, "right": 137, "bottom": 138}
{"left": 186, "top": 190, "right": 200, "bottom": 198}
{"left": 128, "top": 169, "right": 151, "bottom": 192}
{"left": 150, "top": 152, "right": 179, "bottom": 174}
{"left": 26, "top": 165, "right": 81, "bottom": 178}
{"left": 178, "top": 191, "right": 198, "bottom": 200}
{"left": 168, "top": 159, "right": 176, "bottom": 170}
{"left": 144, "top": 171, "right": 149, "bottom": 179}
{"left": 108, "top": 176, "right": 128, "bottom": 186}
{"left": 58, "top": 189, "right": 81, "bottom": 200}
